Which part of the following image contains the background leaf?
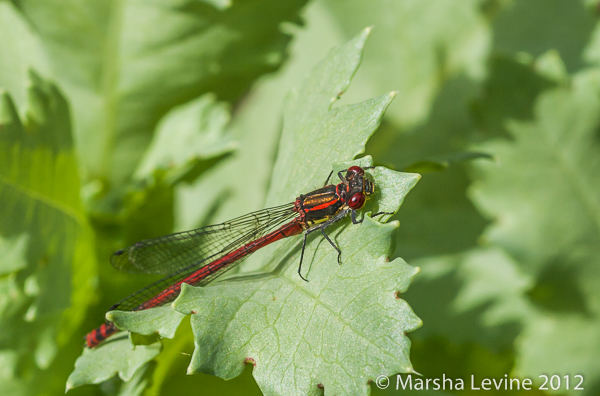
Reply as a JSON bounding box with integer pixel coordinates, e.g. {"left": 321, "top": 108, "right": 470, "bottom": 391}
{"left": 0, "top": 76, "right": 96, "bottom": 394}
{"left": 469, "top": 62, "right": 600, "bottom": 394}
{"left": 67, "top": 339, "right": 161, "bottom": 389}
{"left": 323, "top": 0, "right": 490, "bottom": 128}
{"left": 12, "top": 0, "right": 309, "bottom": 185}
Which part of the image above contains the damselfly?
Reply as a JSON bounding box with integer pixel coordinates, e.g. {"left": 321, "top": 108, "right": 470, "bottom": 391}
{"left": 86, "top": 165, "right": 390, "bottom": 347}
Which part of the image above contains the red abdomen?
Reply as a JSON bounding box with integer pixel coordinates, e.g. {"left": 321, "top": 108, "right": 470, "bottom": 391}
{"left": 86, "top": 322, "right": 119, "bottom": 348}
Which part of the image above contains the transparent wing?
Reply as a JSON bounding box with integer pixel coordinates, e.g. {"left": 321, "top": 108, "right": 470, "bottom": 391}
{"left": 111, "top": 203, "right": 297, "bottom": 275}
{"left": 109, "top": 203, "right": 299, "bottom": 311}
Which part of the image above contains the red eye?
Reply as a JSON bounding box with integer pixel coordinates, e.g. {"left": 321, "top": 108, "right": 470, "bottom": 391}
{"left": 348, "top": 192, "right": 366, "bottom": 209}
{"left": 347, "top": 166, "right": 364, "bottom": 175}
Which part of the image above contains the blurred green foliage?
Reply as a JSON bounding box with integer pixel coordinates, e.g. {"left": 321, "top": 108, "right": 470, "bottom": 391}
{"left": 1, "top": 0, "right": 600, "bottom": 395}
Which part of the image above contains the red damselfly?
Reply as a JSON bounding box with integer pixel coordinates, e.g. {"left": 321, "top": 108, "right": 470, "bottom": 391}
{"left": 86, "top": 165, "right": 390, "bottom": 348}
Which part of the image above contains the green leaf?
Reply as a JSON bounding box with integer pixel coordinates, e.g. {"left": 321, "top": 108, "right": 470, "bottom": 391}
{"left": 0, "top": 234, "right": 29, "bottom": 275}
{"left": 237, "top": 29, "right": 400, "bottom": 277}
{"left": 174, "top": 214, "right": 420, "bottom": 396}
{"left": 515, "top": 314, "right": 600, "bottom": 393}
{"left": 0, "top": 2, "right": 49, "bottom": 109}
{"left": 0, "top": 76, "right": 97, "bottom": 389}
{"left": 471, "top": 65, "right": 600, "bottom": 273}
{"left": 401, "top": 152, "right": 493, "bottom": 174}
{"left": 492, "top": 0, "right": 596, "bottom": 73}
{"left": 402, "top": 248, "right": 530, "bottom": 351}
{"left": 117, "top": 361, "right": 156, "bottom": 396}
{"left": 282, "top": 27, "right": 370, "bottom": 135}
{"left": 269, "top": 28, "right": 397, "bottom": 204}
{"left": 323, "top": 0, "right": 491, "bottom": 128}
{"left": 14, "top": 0, "right": 309, "bottom": 185}
{"left": 395, "top": 246, "right": 540, "bottom": 396}
{"left": 471, "top": 55, "right": 557, "bottom": 138}
{"left": 470, "top": 61, "right": 600, "bottom": 393}
{"left": 66, "top": 339, "right": 161, "bottom": 389}
{"left": 109, "top": 306, "right": 186, "bottom": 340}
{"left": 88, "top": 93, "right": 234, "bottom": 260}
{"left": 92, "top": 93, "right": 236, "bottom": 249}
{"left": 134, "top": 93, "right": 236, "bottom": 184}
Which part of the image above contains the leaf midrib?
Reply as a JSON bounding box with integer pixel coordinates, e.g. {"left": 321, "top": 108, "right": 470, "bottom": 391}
{"left": 99, "top": 0, "right": 123, "bottom": 179}
{"left": 540, "top": 107, "right": 600, "bottom": 240}
{"left": 0, "top": 172, "right": 85, "bottom": 228}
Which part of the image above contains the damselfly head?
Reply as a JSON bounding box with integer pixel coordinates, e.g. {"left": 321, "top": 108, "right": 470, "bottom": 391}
{"left": 343, "top": 166, "right": 375, "bottom": 210}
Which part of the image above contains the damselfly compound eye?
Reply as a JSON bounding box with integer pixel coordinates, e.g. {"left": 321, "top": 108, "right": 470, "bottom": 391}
{"left": 347, "top": 165, "right": 364, "bottom": 175}
{"left": 348, "top": 192, "right": 366, "bottom": 209}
